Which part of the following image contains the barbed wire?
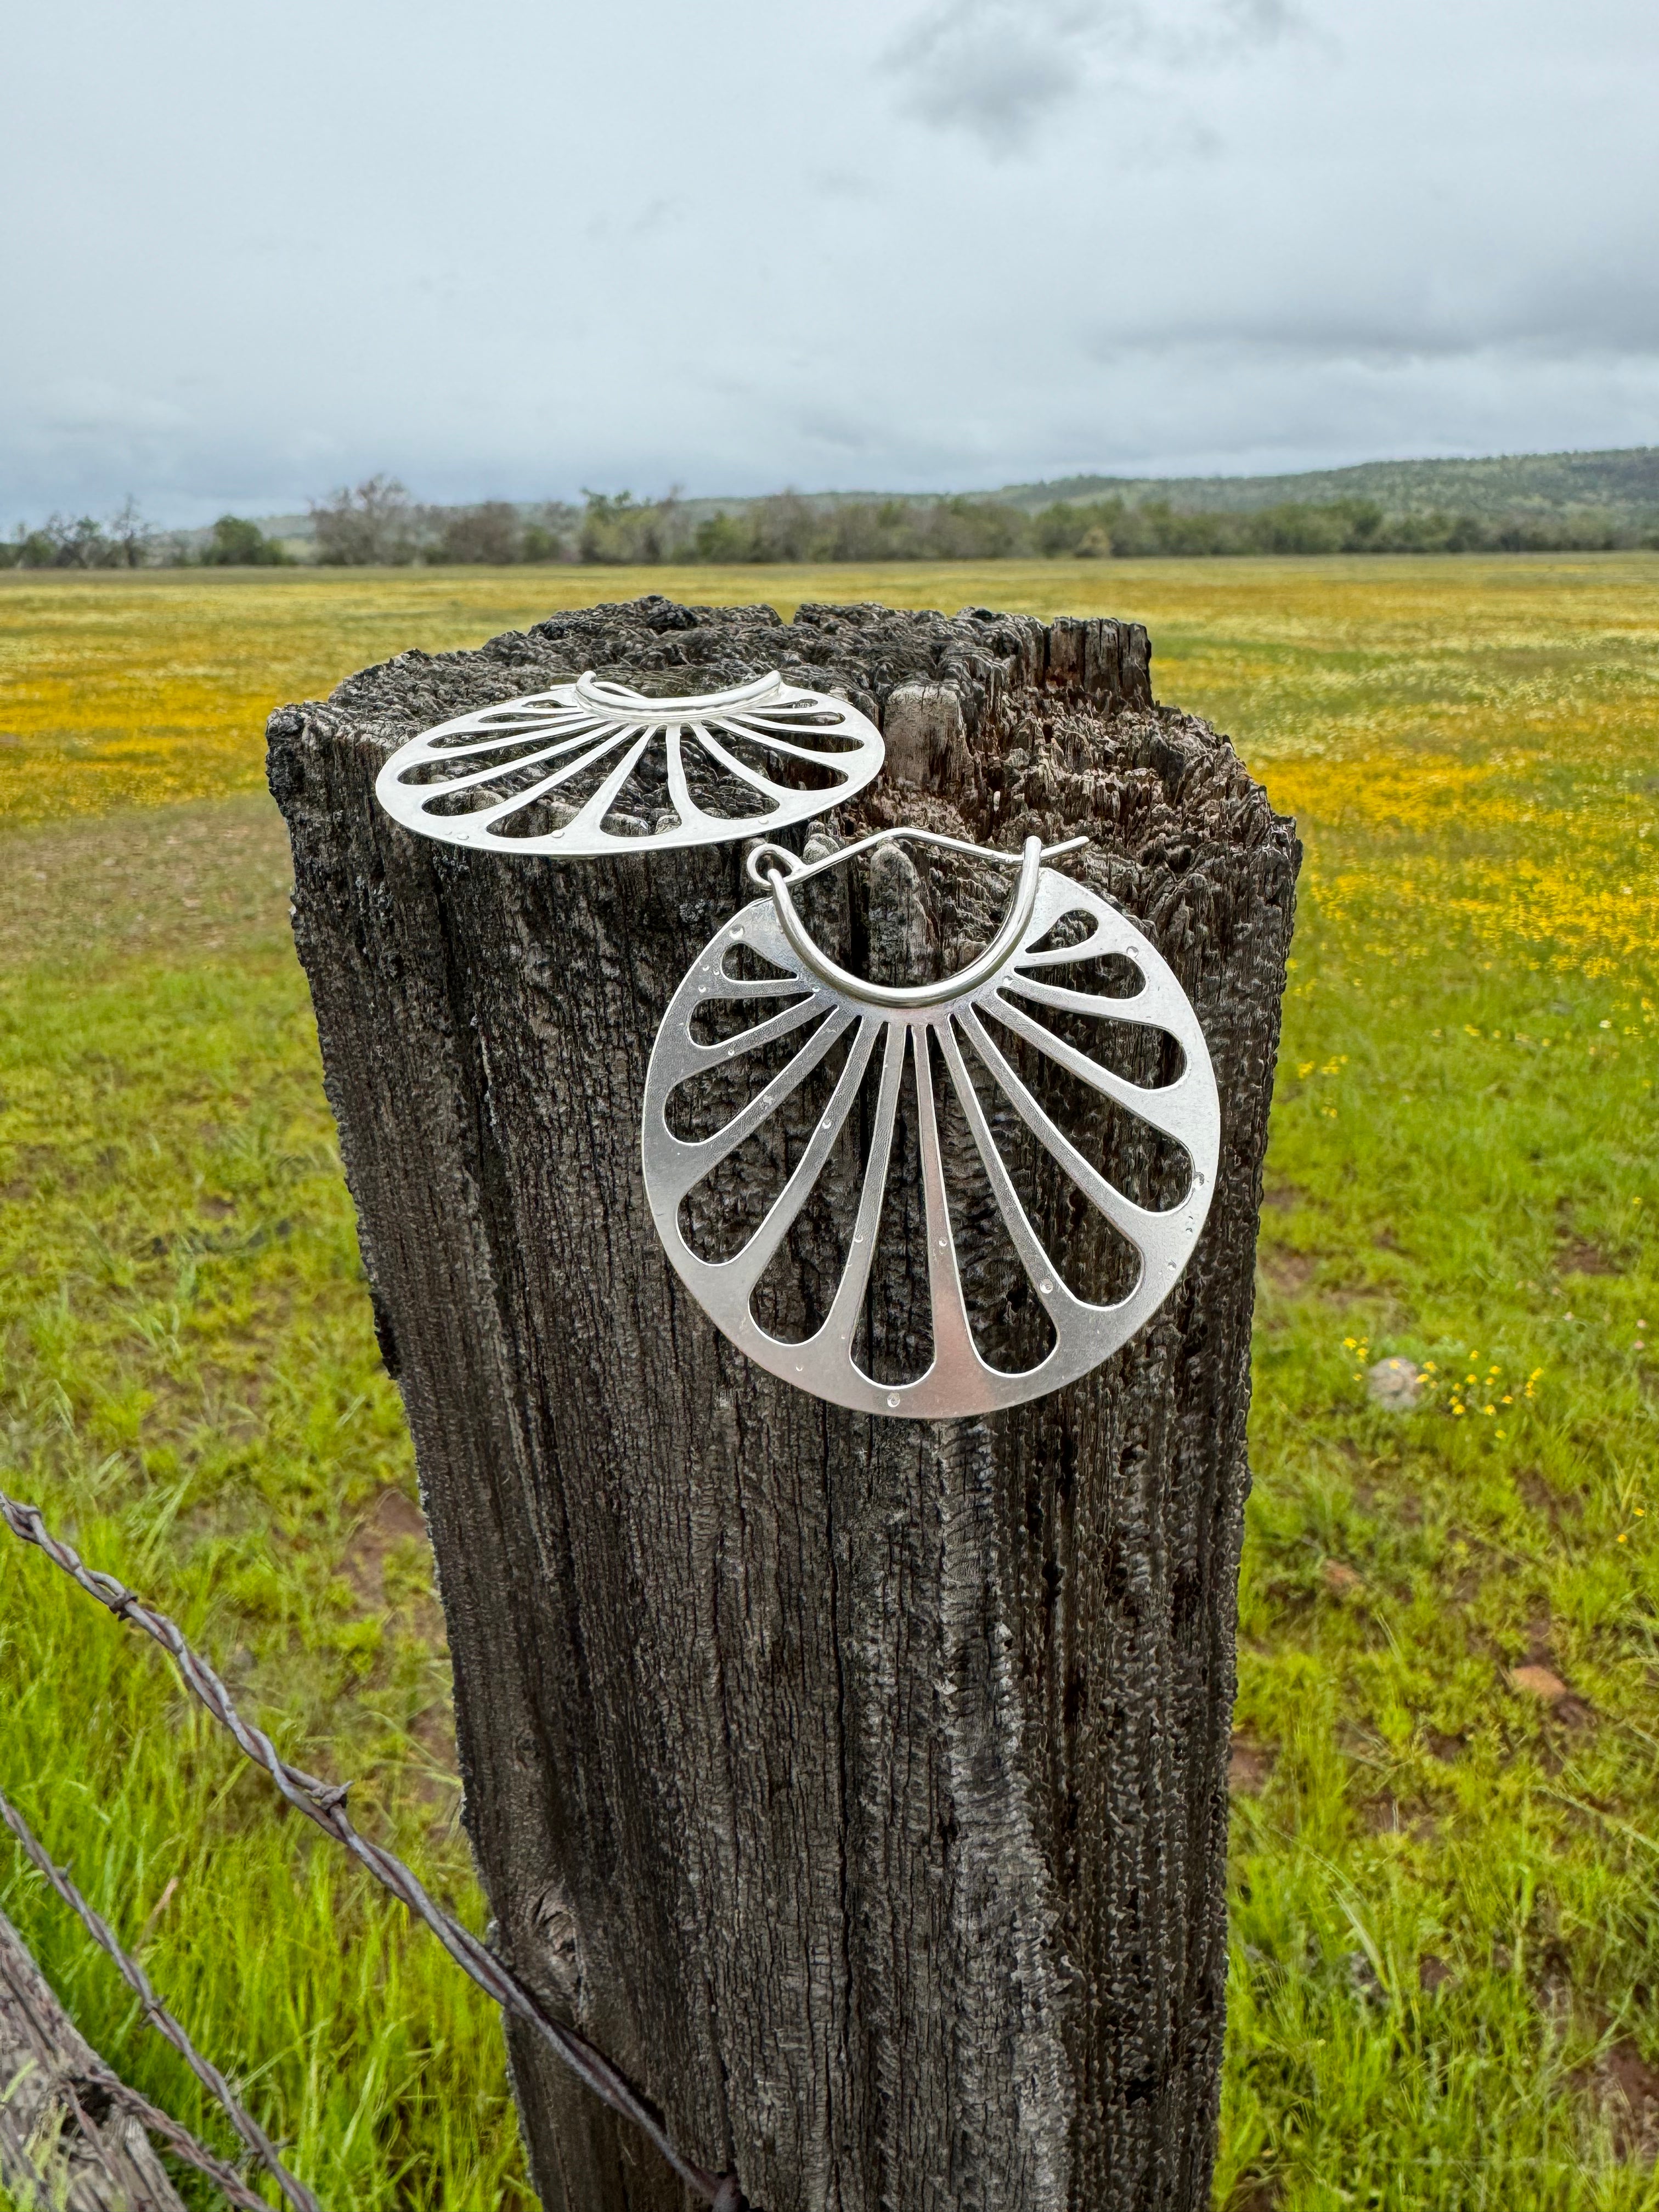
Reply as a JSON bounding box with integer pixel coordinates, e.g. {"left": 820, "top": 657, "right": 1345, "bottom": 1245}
{"left": 0, "top": 1487, "right": 743, "bottom": 2212}
{"left": 40, "top": 2048, "right": 286, "bottom": 2212}
{"left": 0, "top": 1776, "right": 321, "bottom": 2212}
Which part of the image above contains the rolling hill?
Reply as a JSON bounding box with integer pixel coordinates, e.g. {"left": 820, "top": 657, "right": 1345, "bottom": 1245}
{"left": 993, "top": 446, "right": 1659, "bottom": 524}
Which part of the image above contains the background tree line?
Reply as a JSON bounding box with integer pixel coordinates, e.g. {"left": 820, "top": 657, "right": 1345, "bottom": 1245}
{"left": 7, "top": 476, "right": 1657, "bottom": 571}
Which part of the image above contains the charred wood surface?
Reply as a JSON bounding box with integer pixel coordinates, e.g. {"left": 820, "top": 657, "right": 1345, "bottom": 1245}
{"left": 268, "top": 596, "right": 1299, "bottom": 2212}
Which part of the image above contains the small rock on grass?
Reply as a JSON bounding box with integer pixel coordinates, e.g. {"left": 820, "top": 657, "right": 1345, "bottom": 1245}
{"left": 1509, "top": 1663, "right": 1568, "bottom": 1702}
{"left": 1368, "top": 1356, "right": 1422, "bottom": 1409}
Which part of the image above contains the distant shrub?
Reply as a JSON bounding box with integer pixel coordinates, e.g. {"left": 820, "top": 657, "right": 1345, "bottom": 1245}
{"left": 578, "top": 491, "right": 686, "bottom": 564}
{"left": 430, "top": 502, "right": 523, "bottom": 565}
{"left": 519, "top": 519, "right": 572, "bottom": 563}
{"left": 1013, "top": 495, "right": 1657, "bottom": 559}
{"left": 4, "top": 511, "right": 146, "bottom": 568}
{"left": 200, "top": 515, "right": 293, "bottom": 566}
{"left": 311, "top": 476, "right": 417, "bottom": 566}
{"left": 691, "top": 511, "right": 754, "bottom": 562}
{"left": 12, "top": 479, "right": 1654, "bottom": 576}
{"left": 678, "top": 492, "right": 1035, "bottom": 565}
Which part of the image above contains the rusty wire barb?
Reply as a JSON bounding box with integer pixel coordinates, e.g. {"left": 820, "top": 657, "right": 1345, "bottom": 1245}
{"left": 0, "top": 1487, "right": 742, "bottom": 2211}
{"left": 0, "top": 1776, "right": 323, "bottom": 2212}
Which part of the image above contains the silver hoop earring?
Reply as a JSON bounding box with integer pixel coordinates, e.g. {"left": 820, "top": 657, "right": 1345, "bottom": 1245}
{"left": 641, "top": 828, "right": 1221, "bottom": 1418}
{"left": 375, "top": 670, "right": 884, "bottom": 856}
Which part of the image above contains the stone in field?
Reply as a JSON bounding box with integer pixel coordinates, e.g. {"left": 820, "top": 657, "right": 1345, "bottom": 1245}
{"left": 1509, "top": 1664, "right": 1568, "bottom": 1702}
{"left": 1368, "top": 1355, "right": 1422, "bottom": 1409}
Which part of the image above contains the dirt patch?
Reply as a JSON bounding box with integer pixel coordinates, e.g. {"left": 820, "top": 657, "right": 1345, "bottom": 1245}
{"left": 1559, "top": 1237, "right": 1618, "bottom": 1277}
{"left": 0, "top": 1143, "right": 64, "bottom": 1203}
{"left": 0, "top": 793, "right": 292, "bottom": 977}
{"left": 1418, "top": 1954, "right": 1454, "bottom": 1994}
{"left": 1508, "top": 1662, "right": 1594, "bottom": 1729}
{"left": 1229, "top": 1737, "right": 1276, "bottom": 1795}
{"left": 1579, "top": 2041, "right": 1659, "bottom": 2162}
{"left": 1262, "top": 1183, "right": 1305, "bottom": 1214}
{"left": 1517, "top": 1469, "right": 1582, "bottom": 1522}
{"left": 342, "top": 1485, "right": 433, "bottom": 1611}
{"left": 1260, "top": 1249, "right": 1319, "bottom": 1295}
{"left": 1363, "top": 1797, "right": 1437, "bottom": 1841}
{"left": 1425, "top": 1730, "right": 1465, "bottom": 1763}
{"left": 1602, "top": 2042, "right": 1659, "bottom": 2160}
{"left": 1321, "top": 1558, "right": 1364, "bottom": 1594}
{"left": 404, "top": 1696, "right": 462, "bottom": 1809}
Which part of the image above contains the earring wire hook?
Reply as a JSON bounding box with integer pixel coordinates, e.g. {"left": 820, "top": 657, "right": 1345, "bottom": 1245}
{"left": 573, "top": 668, "right": 785, "bottom": 716}
{"left": 743, "top": 826, "right": 1090, "bottom": 1013}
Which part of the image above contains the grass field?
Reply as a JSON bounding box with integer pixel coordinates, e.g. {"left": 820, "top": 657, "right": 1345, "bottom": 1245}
{"left": 1, "top": 558, "right": 1655, "bottom": 2209}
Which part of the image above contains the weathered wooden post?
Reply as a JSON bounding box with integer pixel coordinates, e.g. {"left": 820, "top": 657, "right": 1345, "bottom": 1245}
{"left": 268, "top": 597, "right": 1297, "bottom": 2212}
{"left": 0, "top": 1908, "right": 188, "bottom": 2210}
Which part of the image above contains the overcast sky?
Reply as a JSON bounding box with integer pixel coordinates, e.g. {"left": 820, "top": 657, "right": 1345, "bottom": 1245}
{"left": 2, "top": 0, "right": 1655, "bottom": 524}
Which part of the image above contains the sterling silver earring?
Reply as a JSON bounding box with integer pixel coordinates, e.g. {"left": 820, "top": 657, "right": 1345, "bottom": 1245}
{"left": 375, "top": 670, "right": 884, "bottom": 856}
{"left": 641, "top": 828, "right": 1221, "bottom": 1418}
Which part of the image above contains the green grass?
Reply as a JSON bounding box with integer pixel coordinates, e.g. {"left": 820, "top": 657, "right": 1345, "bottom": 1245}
{"left": 1, "top": 560, "right": 1656, "bottom": 2208}
{"left": 0, "top": 799, "right": 527, "bottom": 2206}
{"left": 1227, "top": 939, "right": 1659, "bottom": 2205}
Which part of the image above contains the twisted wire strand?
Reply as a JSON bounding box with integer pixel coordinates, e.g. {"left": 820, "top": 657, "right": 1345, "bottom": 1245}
{"left": 0, "top": 1488, "right": 737, "bottom": 2209}
{"left": 51, "top": 2053, "right": 285, "bottom": 2212}
{"left": 0, "top": 1776, "right": 322, "bottom": 2212}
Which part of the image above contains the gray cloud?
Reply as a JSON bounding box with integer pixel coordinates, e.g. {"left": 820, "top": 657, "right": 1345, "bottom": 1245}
{"left": 884, "top": 1, "right": 1115, "bottom": 153}
{"left": 883, "top": 0, "right": 1303, "bottom": 152}
{"left": 1218, "top": 0, "right": 1300, "bottom": 45}
{"left": 0, "top": 0, "right": 1654, "bottom": 522}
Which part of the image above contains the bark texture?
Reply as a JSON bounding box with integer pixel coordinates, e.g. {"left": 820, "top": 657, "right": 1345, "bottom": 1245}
{"left": 0, "top": 1908, "right": 187, "bottom": 2211}
{"left": 268, "top": 596, "right": 1299, "bottom": 2212}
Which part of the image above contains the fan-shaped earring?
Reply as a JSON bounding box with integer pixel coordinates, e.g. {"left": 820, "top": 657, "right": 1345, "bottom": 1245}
{"left": 641, "top": 828, "right": 1221, "bottom": 1418}
{"left": 374, "top": 670, "right": 884, "bottom": 856}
